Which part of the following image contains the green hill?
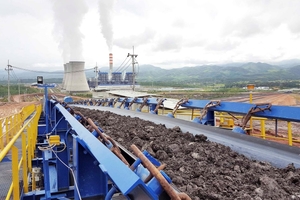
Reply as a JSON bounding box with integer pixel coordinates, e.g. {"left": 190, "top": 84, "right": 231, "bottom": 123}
{"left": 136, "top": 62, "right": 300, "bottom": 83}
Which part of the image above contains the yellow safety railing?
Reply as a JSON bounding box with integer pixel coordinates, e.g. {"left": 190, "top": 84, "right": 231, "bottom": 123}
{"left": 214, "top": 112, "right": 299, "bottom": 146}
{"left": 0, "top": 104, "right": 41, "bottom": 200}
{"left": 0, "top": 104, "right": 37, "bottom": 150}
{"left": 115, "top": 105, "right": 299, "bottom": 147}
{"left": 155, "top": 108, "right": 299, "bottom": 146}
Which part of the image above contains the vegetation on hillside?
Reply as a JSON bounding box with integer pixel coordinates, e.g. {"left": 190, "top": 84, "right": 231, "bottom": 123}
{"left": 0, "top": 62, "right": 299, "bottom": 102}
{"left": 0, "top": 84, "right": 40, "bottom": 100}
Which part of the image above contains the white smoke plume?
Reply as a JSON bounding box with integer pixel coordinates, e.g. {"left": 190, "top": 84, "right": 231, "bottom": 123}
{"left": 98, "top": 0, "right": 115, "bottom": 51}
{"left": 51, "top": 0, "right": 88, "bottom": 62}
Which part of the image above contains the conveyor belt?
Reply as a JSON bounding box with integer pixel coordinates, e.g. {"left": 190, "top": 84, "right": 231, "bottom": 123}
{"left": 74, "top": 105, "right": 300, "bottom": 168}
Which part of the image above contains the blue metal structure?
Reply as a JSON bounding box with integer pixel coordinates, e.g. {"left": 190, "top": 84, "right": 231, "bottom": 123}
{"left": 22, "top": 86, "right": 187, "bottom": 200}
{"left": 71, "top": 97, "right": 300, "bottom": 136}
{"left": 22, "top": 86, "right": 300, "bottom": 199}
{"left": 73, "top": 97, "right": 300, "bottom": 122}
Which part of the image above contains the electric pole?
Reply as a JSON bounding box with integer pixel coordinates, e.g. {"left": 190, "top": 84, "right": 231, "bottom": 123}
{"left": 5, "top": 60, "right": 13, "bottom": 102}
{"left": 127, "top": 46, "right": 138, "bottom": 91}
{"left": 18, "top": 79, "right": 20, "bottom": 102}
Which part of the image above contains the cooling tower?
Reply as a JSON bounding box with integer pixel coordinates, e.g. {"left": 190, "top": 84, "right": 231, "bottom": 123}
{"left": 62, "top": 63, "right": 67, "bottom": 89}
{"left": 64, "top": 63, "right": 71, "bottom": 90}
{"left": 65, "top": 61, "right": 89, "bottom": 92}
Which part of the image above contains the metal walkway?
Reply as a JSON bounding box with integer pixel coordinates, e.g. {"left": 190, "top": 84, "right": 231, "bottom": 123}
{"left": 74, "top": 105, "right": 300, "bottom": 168}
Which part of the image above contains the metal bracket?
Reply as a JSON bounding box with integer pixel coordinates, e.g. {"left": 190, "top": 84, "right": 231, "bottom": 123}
{"left": 241, "top": 103, "right": 272, "bottom": 129}
{"left": 196, "top": 100, "right": 221, "bottom": 121}
{"left": 171, "top": 98, "right": 189, "bottom": 116}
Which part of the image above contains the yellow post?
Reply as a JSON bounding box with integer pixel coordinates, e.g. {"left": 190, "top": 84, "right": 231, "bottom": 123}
{"left": 247, "top": 84, "right": 255, "bottom": 134}
{"left": 12, "top": 146, "right": 20, "bottom": 200}
{"left": 31, "top": 125, "right": 36, "bottom": 157}
{"left": 13, "top": 115, "right": 16, "bottom": 138}
{"left": 27, "top": 126, "right": 32, "bottom": 173}
{"left": 0, "top": 119, "right": 3, "bottom": 150}
{"left": 22, "top": 133, "right": 28, "bottom": 193}
{"left": 5, "top": 118, "right": 9, "bottom": 143}
{"left": 220, "top": 112, "right": 224, "bottom": 124}
{"left": 287, "top": 121, "right": 292, "bottom": 146}
{"left": 249, "top": 91, "right": 253, "bottom": 133}
{"left": 260, "top": 119, "right": 266, "bottom": 139}
{"left": 191, "top": 109, "right": 194, "bottom": 120}
{"left": 32, "top": 171, "right": 36, "bottom": 191}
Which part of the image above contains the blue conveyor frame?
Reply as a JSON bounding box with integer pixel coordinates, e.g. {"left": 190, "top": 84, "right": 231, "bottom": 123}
{"left": 76, "top": 97, "right": 300, "bottom": 123}
{"left": 74, "top": 105, "right": 300, "bottom": 169}
{"left": 22, "top": 98, "right": 176, "bottom": 200}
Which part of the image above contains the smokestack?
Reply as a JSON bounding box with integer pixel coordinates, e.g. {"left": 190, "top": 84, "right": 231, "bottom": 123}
{"left": 109, "top": 53, "right": 113, "bottom": 81}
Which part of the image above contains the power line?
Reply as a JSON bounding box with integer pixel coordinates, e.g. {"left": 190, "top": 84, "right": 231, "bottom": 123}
{"left": 114, "top": 56, "right": 130, "bottom": 72}
{"left": 116, "top": 58, "right": 132, "bottom": 73}
{"left": 12, "top": 65, "right": 94, "bottom": 74}
{"left": 121, "top": 62, "right": 132, "bottom": 72}
{"left": 11, "top": 69, "right": 19, "bottom": 80}
{"left": 11, "top": 70, "right": 21, "bottom": 98}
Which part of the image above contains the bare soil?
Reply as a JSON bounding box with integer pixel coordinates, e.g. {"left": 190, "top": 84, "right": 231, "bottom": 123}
{"left": 75, "top": 107, "right": 300, "bottom": 200}
{"left": 0, "top": 93, "right": 84, "bottom": 119}
{"left": 0, "top": 102, "right": 37, "bottom": 118}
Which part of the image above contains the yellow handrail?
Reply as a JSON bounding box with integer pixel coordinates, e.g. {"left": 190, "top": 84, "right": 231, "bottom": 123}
{"left": 160, "top": 110, "right": 299, "bottom": 146}
{"left": 0, "top": 104, "right": 41, "bottom": 200}
{"left": 0, "top": 104, "right": 38, "bottom": 150}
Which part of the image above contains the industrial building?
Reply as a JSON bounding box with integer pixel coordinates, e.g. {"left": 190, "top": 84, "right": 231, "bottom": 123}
{"left": 87, "top": 53, "right": 138, "bottom": 90}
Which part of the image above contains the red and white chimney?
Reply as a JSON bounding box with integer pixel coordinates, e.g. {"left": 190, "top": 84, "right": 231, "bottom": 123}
{"left": 109, "top": 53, "right": 113, "bottom": 81}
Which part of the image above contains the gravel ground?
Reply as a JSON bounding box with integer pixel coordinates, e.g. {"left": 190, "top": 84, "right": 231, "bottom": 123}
{"left": 75, "top": 107, "right": 300, "bottom": 200}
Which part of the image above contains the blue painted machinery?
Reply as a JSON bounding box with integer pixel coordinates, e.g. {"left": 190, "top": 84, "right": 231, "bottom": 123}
{"left": 72, "top": 96, "right": 300, "bottom": 135}
{"left": 22, "top": 86, "right": 190, "bottom": 200}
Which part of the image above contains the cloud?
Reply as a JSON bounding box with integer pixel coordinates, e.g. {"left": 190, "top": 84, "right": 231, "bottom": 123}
{"left": 153, "top": 34, "right": 183, "bottom": 52}
{"left": 206, "top": 39, "right": 240, "bottom": 51}
{"left": 0, "top": 0, "right": 51, "bottom": 19}
{"left": 114, "top": 28, "right": 156, "bottom": 49}
{"left": 221, "top": 17, "right": 263, "bottom": 38}
{"left": 115, "top": 0, "right": 153, "bottom": 17}
{"left": 184, "top": 39, "right": 207, "bottom": 48}
{"left": 1, "top": 0, "right": 300, "bottom": 71}
{"left": 172, "top": 18, "right": 186, "bottom": 28}
{"left": 288, "top": 20, "right": 300, "bottom": 34}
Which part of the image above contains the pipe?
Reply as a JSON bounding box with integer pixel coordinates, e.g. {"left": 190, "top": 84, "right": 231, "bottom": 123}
{"left": 178, "top": 193, "right": 192, "bottom": 200}
{"left": 87, "top": 118, "right": 109, "bottom": 144}
{"left": 106, "top": 136, "right": 130, "bottom": 166}
{"left": 144, "top": 163, "right": 166, "bottom": 183}
{"left": 105, "top": 185, "right": 117, "bottom": 200}
{"left": 86, "top": 118, "right": 129, "bottom": 166}
{"left": 131, "top": 144, "right": 183, "bottom": 200}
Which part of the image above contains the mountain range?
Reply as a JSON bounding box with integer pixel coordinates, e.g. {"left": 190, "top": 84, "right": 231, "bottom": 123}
{"left": 135, "top": 62, "right": 300, "bottom": 83}
{"left": 1, "top": 60, "right": 300, "bottom": 84}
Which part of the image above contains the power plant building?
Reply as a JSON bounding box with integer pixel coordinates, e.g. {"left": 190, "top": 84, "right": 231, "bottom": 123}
{"left": 87, "top": 53, "right": 138, "bottom": 89}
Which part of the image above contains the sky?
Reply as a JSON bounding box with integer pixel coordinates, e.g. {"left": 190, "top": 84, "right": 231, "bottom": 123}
{"left": 1, "top": 0, "right": 300, "bottom": 72}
